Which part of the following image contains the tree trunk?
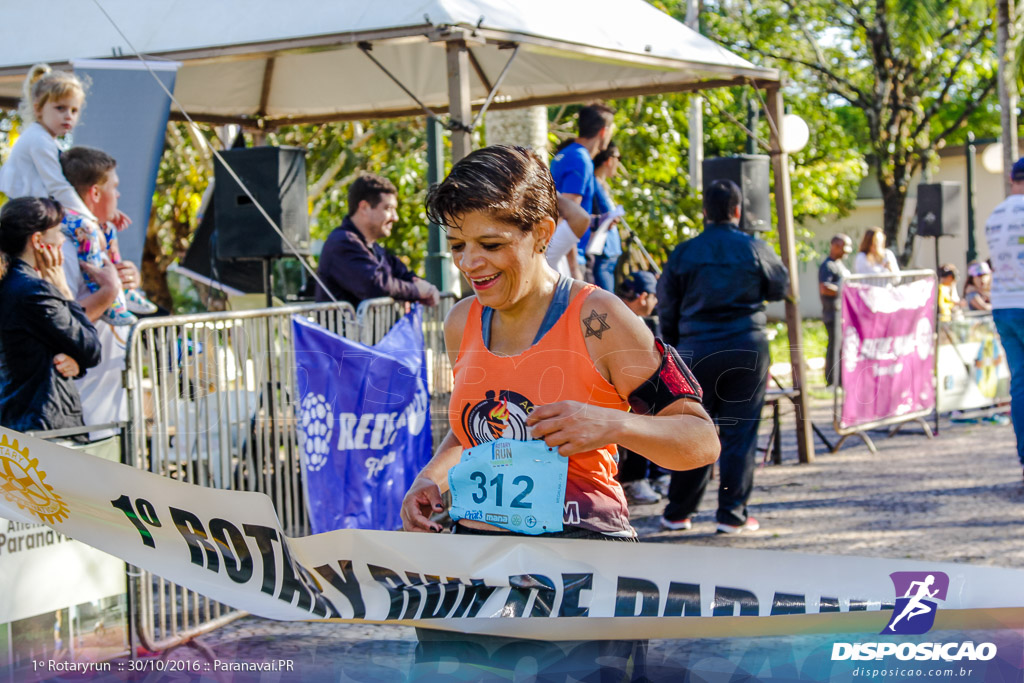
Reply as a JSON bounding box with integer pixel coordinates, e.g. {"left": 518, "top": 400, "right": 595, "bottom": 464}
{"left": 142, "top": 205, "right": 173, "bottom": 311}
{"left": 879, "top": 180, "right": 909, "bottom": 262}
{"left": 484, "top": 107, "right": 549, "bottom": 163}
{"left": 998, "top": 0, "right": 1019, "bottom": 196}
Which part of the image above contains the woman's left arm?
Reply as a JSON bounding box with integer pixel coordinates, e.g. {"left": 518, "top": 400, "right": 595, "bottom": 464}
{"left": 526, "top": 289, "right": 719, "bottom": 471}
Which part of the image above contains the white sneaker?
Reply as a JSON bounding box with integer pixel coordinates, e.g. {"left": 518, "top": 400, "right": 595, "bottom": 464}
{"left": 623, "top": 479, "right": 662, "bottom": 504}
{"left": 660, "top": 516, "right": 692, "bottom": 531}
{"left": 125, "top": 288, "right": 159, "bottom": 314}
{"left": 651, "top": 474, "right": 671, "bottom": 497}
{"left": 716, "top": 517, "right": 761, "bottom": 534}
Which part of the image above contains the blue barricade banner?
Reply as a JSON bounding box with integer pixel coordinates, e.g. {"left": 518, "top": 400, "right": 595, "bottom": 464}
{"left": 292, "top": 307, "right": 432, "bottom": 532}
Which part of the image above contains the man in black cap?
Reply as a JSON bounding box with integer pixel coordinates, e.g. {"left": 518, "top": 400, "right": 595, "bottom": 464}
{"left": 983, "top": 157, "right": 1024, "bottom": 480}
{"left": 657, "top": 179, "right": 788, "bottom": 533}
{"left": 616, "top": 270, "right": 659, "bottom": 335}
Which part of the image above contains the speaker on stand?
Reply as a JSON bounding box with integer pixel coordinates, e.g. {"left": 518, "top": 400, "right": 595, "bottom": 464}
{"left": 214, "top": 146, "right": 311, "bottom": 307}
{"left": 702, "top": 155, "right": 771, "bottom": 233}
{"left": 915, "top": 181, "right": 963, "bottom": 290}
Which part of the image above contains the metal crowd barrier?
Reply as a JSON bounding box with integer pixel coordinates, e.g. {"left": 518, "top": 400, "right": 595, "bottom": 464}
{"left": 356, "top": 295, "right": 457, "bottom": 452}
{"left": 122, "top": 295, "right": 455, "bottom": 653}
{"left": 123, "top": 300, "right": 358, "bottom": 652}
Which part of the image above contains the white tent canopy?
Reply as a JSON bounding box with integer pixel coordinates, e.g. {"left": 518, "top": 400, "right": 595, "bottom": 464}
{"left": 0, "top": 1, "right": 813, "bottom": 463}
{"left": 0, "top": 0, "right": 777, "bottom": 125}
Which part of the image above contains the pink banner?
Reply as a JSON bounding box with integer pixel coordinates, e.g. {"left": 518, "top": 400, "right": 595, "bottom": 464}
{"left": 840, "top": 278, "right": 937, "bottom": 429}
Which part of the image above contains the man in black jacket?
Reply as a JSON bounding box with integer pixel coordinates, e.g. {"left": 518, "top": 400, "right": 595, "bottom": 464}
{"left": 656, "top": 179, "right": 788, "bottom": 534}
{"left": 314, "top": 174, "right": 439, "bottom": 307}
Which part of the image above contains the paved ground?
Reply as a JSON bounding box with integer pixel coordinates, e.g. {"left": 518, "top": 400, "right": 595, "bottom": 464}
{"left": 103, "top": 396, "right": 1024, "bottom": 682}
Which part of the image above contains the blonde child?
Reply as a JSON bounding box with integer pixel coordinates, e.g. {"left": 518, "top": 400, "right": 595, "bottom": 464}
{"left": 0, "top": 64, "right": 155, "bottom": 324}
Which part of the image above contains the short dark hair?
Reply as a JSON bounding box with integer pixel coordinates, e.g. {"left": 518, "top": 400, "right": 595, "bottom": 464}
{"left": 0, "top": 197, "right": 64, "bottom": 279}
{"left": 593, "top": 142, "right": 620, "bottom": 168}
{"left": 578, "top": 104, "right": 615, "bottom": 139}
{"left": 704, "top": 179, "right": 742, "bottom": 224}
{"left": 347, "top": 173, "right": 397, "bottom": 216}
{"left": 61, "top": 146, "right": 116, "bottom": 196}
{"left": 425, "top": 145, "right": 557, "bottom": 233}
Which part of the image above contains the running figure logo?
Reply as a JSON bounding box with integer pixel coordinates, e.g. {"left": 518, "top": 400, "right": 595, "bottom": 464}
{"left": 883, "top": 571, "right": 949, "bottom": 635}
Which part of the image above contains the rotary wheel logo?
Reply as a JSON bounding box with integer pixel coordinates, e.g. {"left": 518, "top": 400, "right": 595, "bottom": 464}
{"left": 299, "top": 393, "right": 333, "bottom": 473}
{"left": 0, "top": 434, "right": 69, "bottom": 524}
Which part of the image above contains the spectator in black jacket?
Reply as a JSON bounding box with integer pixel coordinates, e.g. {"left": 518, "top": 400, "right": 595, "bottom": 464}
{"left": 656, "top": 179, "right": 789, "bottom": 534}
{"left": 314, "top": 173, "right": 440, "bottom": 307}
{"left": 0, "top": 197, "right": 105, "bottom": 435}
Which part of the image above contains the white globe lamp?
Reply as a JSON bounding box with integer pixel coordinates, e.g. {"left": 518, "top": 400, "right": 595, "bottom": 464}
{"left": 981, "top": 143, "right": 1004, "bottom": 174}
{"left": 781, "top": 114, "right": 810, "bottom": 154}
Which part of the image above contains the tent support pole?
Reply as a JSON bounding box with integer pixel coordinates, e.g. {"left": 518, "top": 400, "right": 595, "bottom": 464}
{"left": 766, "top": 85, "right": 814, "bottom": 464}
{"left": 686, "top": 0, "right": 702, "bottom": 197}
{"left": 446, "top": 40, "right": 473, "bottom": 162}
{"left": 426, "top": 116, "right": 453, "bottom": 292}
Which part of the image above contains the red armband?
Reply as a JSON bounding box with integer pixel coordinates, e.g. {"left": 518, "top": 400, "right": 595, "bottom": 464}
{"left": 627, "top": 339, "right": 703, "bottom": 415}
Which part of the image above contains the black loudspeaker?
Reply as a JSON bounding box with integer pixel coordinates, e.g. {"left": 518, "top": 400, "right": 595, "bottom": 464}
{"left": 181, "top": 194, "right": 265, "bottom": 293}
{"left": 703, "top": 155, "right": 771, "bottom": 232}
{"left": 915, "top": 182, "right": 962, "bottom": 237}
{"left": 214, "top": 147, "right": 311, "bottom": 260}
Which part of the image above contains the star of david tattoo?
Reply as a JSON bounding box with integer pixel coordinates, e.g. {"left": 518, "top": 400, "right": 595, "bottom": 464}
{"left": 583, "top": 309, "right": 611, "bottom": 339}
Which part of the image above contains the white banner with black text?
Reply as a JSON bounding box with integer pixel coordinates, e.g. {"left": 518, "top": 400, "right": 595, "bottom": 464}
{"left": 0, "top": 427, "right": 1021, "bottom": 640}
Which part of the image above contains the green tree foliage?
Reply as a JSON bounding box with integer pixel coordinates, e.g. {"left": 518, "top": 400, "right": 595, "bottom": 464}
{"left": 551, "top": 85, "right": 865, "bottom": 266}
{"left": 701, "top": 0, "right": 999, "bottom": 261}
{"left": 147, "top": 123, "right": 214, "bottom": 309}
{"left": 268, "top": 118, "right": 430, "bottom": 266}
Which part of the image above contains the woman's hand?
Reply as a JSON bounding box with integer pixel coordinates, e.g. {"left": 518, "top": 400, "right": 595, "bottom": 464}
{"left": 526, "top": 400, "right": 626, "bottom": 456}
{"left": 53, "top": 353, "right": 80, "bottom": 378}
{"left": 400, "top": 476, "right": 446, "bottom": 532}
{"left": 34, "top": 242, "right": 75, "bottom": 300}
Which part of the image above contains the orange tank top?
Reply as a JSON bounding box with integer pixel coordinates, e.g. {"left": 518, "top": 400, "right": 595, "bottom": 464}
{"left": 449, "top": 284, "right": 633, "bottom": 535}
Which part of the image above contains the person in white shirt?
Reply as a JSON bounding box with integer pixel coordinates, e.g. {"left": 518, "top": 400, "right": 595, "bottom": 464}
{"left": 983, "top": 157, "right": 1024, "bottom": 480}
{"left": 58, "top": 149, "right": 147, "bottom": 442}
{"left": 854, "top": 227, "right": 900, "bottom": 286}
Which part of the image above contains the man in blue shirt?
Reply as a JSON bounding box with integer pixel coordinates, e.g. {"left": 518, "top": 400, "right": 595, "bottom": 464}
{"left": 549, "top": 103, "right": 615, "bottom": 278}
{"left": 581, "top": 143, "right": 624, "bottom": 291}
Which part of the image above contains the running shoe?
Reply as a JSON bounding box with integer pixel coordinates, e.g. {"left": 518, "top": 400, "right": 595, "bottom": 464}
{"left": 623, "top": 479, "right": 662, "bottom": 504}
{"left": 716, "top": 517, "right": 760, "bottom": 534}
{"left": 651, "top": 474, "right": 671, "bottom": 498}
{"left": 660, "top": 516, "right": 692, "bottom": 531}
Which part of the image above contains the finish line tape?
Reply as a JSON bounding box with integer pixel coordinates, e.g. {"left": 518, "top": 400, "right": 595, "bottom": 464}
{"left": 1, "top": 427, "right": 1021, "bottom": 640}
